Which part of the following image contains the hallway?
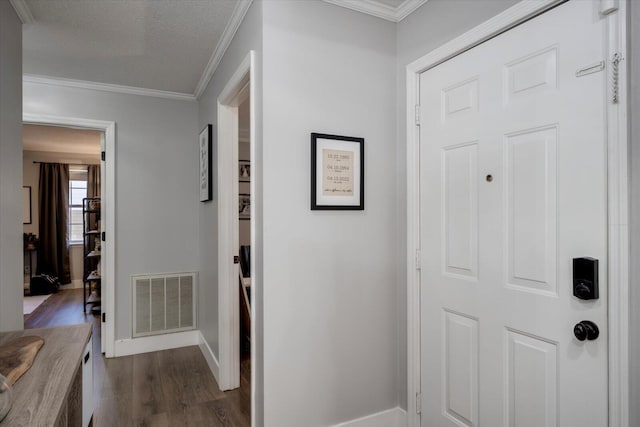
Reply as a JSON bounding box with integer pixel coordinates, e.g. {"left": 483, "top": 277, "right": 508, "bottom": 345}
{"left": 24, "top": 289, "right": 250, "bottom": 426}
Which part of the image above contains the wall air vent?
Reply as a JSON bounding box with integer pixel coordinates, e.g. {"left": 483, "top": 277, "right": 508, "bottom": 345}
{"left": 132, "top": 272, "right": 196, "bottom": 338}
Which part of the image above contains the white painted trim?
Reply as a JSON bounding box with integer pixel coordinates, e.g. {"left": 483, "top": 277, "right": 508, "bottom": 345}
{"left": 23, "top": 74, "right": 196, "bottom": 102}
{"left": 23, "top": 113, "right": 117, "bottom": 358}
{"left": 405, "top": 1, "right": 629, "bottom": 426}
{"left": 332, "top": 407, "right": 407, "bottom": 427}
{"left": 405, "top": 66, "right": 421, "bottom": 425}
{"left": 61, "top": 279, "right": 84, "bottom": 289}
{"left": 323, "top": 0, "right": 428, "bottom": 22}
{"left": 198, "top": 331, "right": 221, "bottom": 385}
{"left": 395, "top": 0, "right": 429, "bottom": 21}
{"left": 113, "top": 330, "right": 200, "bottom": 357}
{"left": 217, "top": 52, "right": 254, "bottom": 392}
{"left": 406, "top": 0, "right": 563, "bottom": 75}
{"left": 605, "top": 1, "right": 629, "bottom": 426}
{"left": 193, "top": 0, "right": 253, "bottom": 99}
{"left": 9, "top": 0, "right": 34, "bottom": 24}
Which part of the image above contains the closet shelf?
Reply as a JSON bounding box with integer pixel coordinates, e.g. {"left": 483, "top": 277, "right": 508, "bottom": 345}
{"left": 83, "top": 197, "right": 101, "bottom": 312}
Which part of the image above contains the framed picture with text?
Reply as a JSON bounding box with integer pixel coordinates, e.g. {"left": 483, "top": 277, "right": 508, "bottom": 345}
{"left": 199, "top": 124, "right": 213, "bottom": 202}
{"left": 311, "top": 133, "right": 364, "bottom": 210}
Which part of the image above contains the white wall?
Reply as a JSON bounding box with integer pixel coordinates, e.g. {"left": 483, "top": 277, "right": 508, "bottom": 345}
{"left": 395, "top": 0, "right": 519, "bottom": 409}
{"left": 23, "top": 83, "right": 199, "bottom": 340}
{"left": 629, "top": 1, "right": 639, "bottom": 425}
{"left": 196, "top": 0, "right": 263, "bottom": 419}
{"left": 0, "top": 2, "right": 24, "bottom": 332}
{"left": 261, "top": 2, "right": 397, "bottom": 425}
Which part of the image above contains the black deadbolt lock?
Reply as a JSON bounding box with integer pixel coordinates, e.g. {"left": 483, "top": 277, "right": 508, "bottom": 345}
{"left": 573, "top": 257, "right": 598, "bottom": 300}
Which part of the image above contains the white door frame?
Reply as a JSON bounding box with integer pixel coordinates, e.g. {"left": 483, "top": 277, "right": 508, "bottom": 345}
{"left": 217, "top": 51, "right": 256, "bottom": 394}
{"left": 23, "top": 113, "right": 117, "bottom": 358}
{"left": 405, "top": 1, "right": 629, "bottom": 425}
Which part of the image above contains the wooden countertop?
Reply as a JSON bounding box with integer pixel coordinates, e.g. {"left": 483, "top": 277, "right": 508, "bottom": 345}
{"left": 0, "top": 323, "right": 92, "bottom": 426}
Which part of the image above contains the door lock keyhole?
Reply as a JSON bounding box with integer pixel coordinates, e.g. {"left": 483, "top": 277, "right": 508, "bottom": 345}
{"left": 486, "top": 174, "right": 493, "bottom": 182}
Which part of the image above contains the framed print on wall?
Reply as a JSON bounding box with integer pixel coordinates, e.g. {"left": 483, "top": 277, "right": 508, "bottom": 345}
{"left": 239, "top": 160, "right": 251, "bottom": 182}
{"left": 199, "top": 124, "right": 213, "bottom": 202}
{"left": 311, "top": 133, "right": 364, "bottom": 210}
{"left": 239, "top": 193, "right": 251, "bottom": 220}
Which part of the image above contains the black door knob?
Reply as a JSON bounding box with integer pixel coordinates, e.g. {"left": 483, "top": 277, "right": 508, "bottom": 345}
{"left": 574, "top": 320, "right": 599, "bottom": 341}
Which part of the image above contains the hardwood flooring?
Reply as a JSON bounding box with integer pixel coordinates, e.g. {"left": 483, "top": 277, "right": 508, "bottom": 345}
{"left": 24, "top": 289, "right": 251, "bottom": 427}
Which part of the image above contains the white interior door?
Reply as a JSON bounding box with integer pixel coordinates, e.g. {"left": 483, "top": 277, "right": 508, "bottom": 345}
{"left": 419, "top": 1, "right": 608, "bottom": 426}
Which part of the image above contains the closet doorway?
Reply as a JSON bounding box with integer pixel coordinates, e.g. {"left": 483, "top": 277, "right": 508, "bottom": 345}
{"left": 22, "top": 114, "right": 115, "bottom": 357}
{"left": 237, "top": 93, "right": 252, "bottom": 403}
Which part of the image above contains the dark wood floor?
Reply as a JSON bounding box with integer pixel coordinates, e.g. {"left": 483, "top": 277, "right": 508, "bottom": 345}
{"left": 24, "top": 289, "right": 250, "bottom": 426}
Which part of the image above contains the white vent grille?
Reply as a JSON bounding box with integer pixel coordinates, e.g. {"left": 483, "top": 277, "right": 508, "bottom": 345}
{"left": 132, "top": 272, "right": 196, "bottom": 337}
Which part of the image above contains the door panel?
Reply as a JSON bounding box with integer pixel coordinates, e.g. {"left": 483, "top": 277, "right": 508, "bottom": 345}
{"left": 443, "top": 143, "right": 478, "bottom": 279}
{"left": 443, "top": 310, "right": 478, "bottom": 427}
{"left": 506, "top": 329, "right": 557, "bottom": 427}
{"left": 419, "top": 1, "right": 608, "bottom": 426}
{"left": 505, "top": 126, "right": 557, "bottom": 295}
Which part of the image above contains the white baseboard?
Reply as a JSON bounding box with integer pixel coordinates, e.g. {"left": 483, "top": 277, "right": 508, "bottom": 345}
{"left": 333, "top": 407, "right": 407, "bottom": 427}
{"left": 197, "top": 331, "right": 221, "bottom": 385}
{"left": 113, "top": 330, "right": 200, "bottom": 357}
{"left": 61, "top": 279, "right": 83, "bottom": 289}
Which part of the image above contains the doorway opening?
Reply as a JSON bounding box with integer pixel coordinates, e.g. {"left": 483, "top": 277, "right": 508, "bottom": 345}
{"left": 238, "top": 94, "right": 252, "bottom": 396}
{"left": 22, "top": 124, "right": 103, "bottom": 324}
{"left": 23, "top": 114, "right": 116, "bottom": 358}
{"left": 217, "top": 51, "right": 257, "bottom": 425}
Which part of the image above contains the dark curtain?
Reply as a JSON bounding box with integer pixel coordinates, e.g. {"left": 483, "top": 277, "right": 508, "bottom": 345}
{"left": 37, "top": 163, "right": 71, "bottom": 284}
{"left": 87, "top": 164, "right": 100, "bottom": 199}
{"left": 87, "top": 165, "right": 101, "bottom": 242}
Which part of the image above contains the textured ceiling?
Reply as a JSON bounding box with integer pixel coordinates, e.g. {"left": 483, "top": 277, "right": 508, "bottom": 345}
{"left": 23, "top": 0, "right": 238, "bottom": 94}
{"left": 23, "top": 124, "right": 102, "bottom": 155}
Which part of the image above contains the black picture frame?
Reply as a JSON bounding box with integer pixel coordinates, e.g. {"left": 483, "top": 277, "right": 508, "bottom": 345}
{"left": 199, "top": 124, "right": 213, "bottom": 202}
{"left": 311, "top": 133, "right": 364, "bottom": 210}
{"left": 23, "top": 186, "right": 32, "bottom": 224}
{"left": 239, "top": 193, "right": 251, "bottom": 219}
{"left": 239, "top": 160, "right": 251, "bottom": 182}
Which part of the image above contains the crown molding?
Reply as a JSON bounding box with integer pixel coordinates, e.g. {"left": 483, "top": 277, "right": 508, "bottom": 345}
{"left": 23, "top": 74, "right": 197, "bottom": 102}
{"left": 193, "top": 0, "right": 253, "bottom": 99}
{"left": 395, "top": 0, "right": 429, "bottom": 21}
{"left": 9, "top": 0, "right": 35, "bottom": 24}
{"left": 323, "top": 0, "right": 427, "bottom": 22}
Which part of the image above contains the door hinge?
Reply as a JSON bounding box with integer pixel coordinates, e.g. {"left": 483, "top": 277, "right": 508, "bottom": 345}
{"left": 101, "top": 231, "right": 106, "bottom": 241}
{"left": 415, "top": 105, "right": 421, "bottom": 126}
{"left": 416, "top": 393, "right": 422, "bottom": 414}
{"left": 101, "top": 151, "right": 105, "bottom": 161}
{"left": 102, "top": 313, "right": 106, "bottom": 323}
{"left": 415, "top": 249, "right": 421, "bottom": 270}
{"left": 612, "top": 53, "right": 623, "bottom": 104}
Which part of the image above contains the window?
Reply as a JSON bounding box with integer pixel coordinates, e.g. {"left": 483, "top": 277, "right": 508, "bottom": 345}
{"left": 68, "top": 167, "right": 88, "bottom": 243}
